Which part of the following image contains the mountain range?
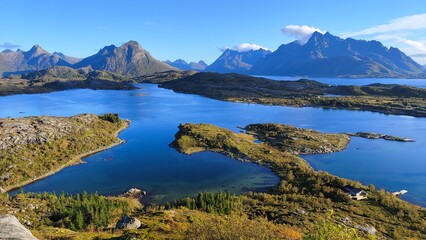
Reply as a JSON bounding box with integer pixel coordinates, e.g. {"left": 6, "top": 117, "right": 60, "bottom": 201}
{"left": 0, "top": 45, "right": 78, "bottom": 76}
{"left": 165, "top": 59, "right": 207, "bottom": 71}
{"left": 204, "top": 48, "right": 271, "bottom": 73}
{"left": 73, "top": 41, "right": 174, "bottom": 76}
{"left": 0, "top": 34, "right": 424, "bottom": 78}
{"left": 250, "top": 32, "right": 423, "bottom": 78}
{"left": 205, "top": 32, "right": 423, "bottom": 78}
{"left": 0, "top": 41, "right": 175, "bottom": 77}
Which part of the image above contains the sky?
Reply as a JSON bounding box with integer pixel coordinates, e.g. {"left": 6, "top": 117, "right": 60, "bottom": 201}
{"left": 1, "top": 0, "right": 426, "bottom": 64}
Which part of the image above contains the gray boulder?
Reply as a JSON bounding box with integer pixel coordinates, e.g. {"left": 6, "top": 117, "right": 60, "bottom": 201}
{"left": 356, "top": 224, "right": 377, "bottom": 235}
{"left": 0, "top": 214, "right": 38, "bottom": 240}
{"left": 115, "top": 215, "right": 141, "bottom": 230}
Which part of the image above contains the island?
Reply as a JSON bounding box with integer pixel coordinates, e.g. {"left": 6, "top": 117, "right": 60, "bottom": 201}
{"left": 141, "top": 71, "right": 426, "bottom": 118}
{"left": 346, "top": 132, "right": 415, "bottom": 142}
{"left": 0, "top": 113, "right": 129, "bottom": 192}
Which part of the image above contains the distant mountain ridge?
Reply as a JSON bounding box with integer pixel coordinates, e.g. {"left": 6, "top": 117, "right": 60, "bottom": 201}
{"left": 0, "top": 41, "right": 175, "bottom": 77}
{"left": 251, "top": 32, "right": 423, "bottom": 78}
{"left": 1, "top": 35, "right": 424, "bottom": 78}
{"left": 205, "top": 48, "right": 271, "bottom": 73}
{"left": 73, "top": 41, "right": 175, "bottom": 77}
{"left": 0, "top": 45, "right": 78, "bottom": 76}
{"left": 164, "top": 59, "right": 207, "bottom": 71}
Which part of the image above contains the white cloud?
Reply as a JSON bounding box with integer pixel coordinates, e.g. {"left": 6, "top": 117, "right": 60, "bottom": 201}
{"left": 340, "top": 14, "right": 426, "bottom": 64}
{"left": 281, "top": 25, "right": 325, "bottom": 44}
{"left": 396, "top": 38, "right": 426, "bottom": 60}
{"left": 221, "top": 43, "right": 268, "bottom": 52}
{"left": 365, "top": 34, "right": 426, "bottom": 63}
{"left": 0, "top": 41, "right": 21, "bottom": 49}
{"left": 343, "top": 13, "right": 426, "bottom": 37}
{"left": 399, "top": 38, "right": 426, "bottom": 51}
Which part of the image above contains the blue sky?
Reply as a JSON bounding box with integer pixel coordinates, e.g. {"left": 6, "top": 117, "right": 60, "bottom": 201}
{"left": 1, "top": 0, "right": 426, "bottom": 64}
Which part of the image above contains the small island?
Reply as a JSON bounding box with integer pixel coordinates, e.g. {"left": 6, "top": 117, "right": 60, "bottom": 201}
{"left": 346, "top": 132, "right": 415, "bottom": 142}
{"left": 0, "top": 113, "right": 129, "bottom": 192}
{"left": 243, "top": 123, "right": 350, "bottom": 154}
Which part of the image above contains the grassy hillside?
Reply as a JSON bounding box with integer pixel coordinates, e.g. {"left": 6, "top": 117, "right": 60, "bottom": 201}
{"left": 0, "top": 113, "right": 129, "bottom": 191}
{"left": 171, "top": 123, "right": 426, "bottom": 239}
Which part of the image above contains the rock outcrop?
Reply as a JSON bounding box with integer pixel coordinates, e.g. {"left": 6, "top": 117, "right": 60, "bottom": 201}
{"left": 122, "top": 188, "right": 146, "bottom": 198}
{"left": 0, "top": 215, "right": 38, "bottom": 240}
{"left": 0, "top": 114, "right": 98, "bottom": 151}
{"left": 115, "top": 215, "right": 141, "bottom": 229}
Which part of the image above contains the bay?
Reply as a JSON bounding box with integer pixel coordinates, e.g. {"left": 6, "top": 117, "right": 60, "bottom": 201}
{"left": 2, "top": 82, "right": 425, "bottom": 206}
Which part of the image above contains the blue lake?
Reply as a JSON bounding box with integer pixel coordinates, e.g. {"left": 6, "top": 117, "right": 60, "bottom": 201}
{"left": 2, "top": 82, "right": 426, "bottom": 206}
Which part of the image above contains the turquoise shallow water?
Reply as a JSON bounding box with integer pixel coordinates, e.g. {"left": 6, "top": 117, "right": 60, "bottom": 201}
{"left": 2, "top": 82, "right": 426, "bottom": 206}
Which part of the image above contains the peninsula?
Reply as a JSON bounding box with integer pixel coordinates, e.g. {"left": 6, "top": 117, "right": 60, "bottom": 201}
{"left": 145, "top": 71, "right": 426, "bottom": 117}
{"left": 0, "top": 113, "right": 129, "bottom": 192}
{"left": 171, "top": 123, "right": 425, "bottom": 239}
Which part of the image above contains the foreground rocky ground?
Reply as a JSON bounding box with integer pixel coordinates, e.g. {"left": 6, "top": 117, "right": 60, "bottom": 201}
{"left": 0, "top": 214, "right": 37, "bottom": 240}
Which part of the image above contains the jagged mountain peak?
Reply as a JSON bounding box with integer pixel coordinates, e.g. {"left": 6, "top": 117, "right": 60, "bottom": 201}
{"left": 174, "top": 59, "right": 188, "bottom": 64}
{"left": 25, "top": 44, "right": 48, "bottom": 56}
{"left": 73, "top": 40, "right": 174, "bottom": 76}
{"left": 252, "top": 31, "right": 423, "bottom": 77}
{"left": 53, "top": 52, "right": 65, "bottom": 57}
{"left": 121, "top": 40, "right": 142, "bottom": 48}
{"left": 165, "top": 59, "right": 207, "bottom": 71}
{"left": 205, "top": 48, "right": 271, "bottom": 73}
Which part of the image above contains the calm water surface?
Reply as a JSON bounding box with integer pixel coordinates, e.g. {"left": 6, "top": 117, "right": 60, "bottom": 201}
{"left": 2, "top": 82, "right": 425, "bottom": 206}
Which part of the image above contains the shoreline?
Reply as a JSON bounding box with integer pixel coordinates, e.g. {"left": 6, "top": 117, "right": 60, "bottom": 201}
{"left": 5, "top": 120, "right": 130, "bottom": 193}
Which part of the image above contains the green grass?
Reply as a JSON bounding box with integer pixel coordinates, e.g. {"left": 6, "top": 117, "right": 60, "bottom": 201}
{"left": 171, "top": 123, "right": 426, "bottom": 239}
{"left": 1, "top": 121, "right": 424, "bottom": 239}
{"left": 244, "top": 123, "right": 350, "bottom": 154}
{"left": 0, "top": 114, "right": 128, "bottom": 191}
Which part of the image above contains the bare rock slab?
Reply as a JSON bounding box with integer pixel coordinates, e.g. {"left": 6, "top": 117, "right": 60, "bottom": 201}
{"left": 0, "top": 214, "right": 38, "bottom": 240}
{"left": 115, "top": 215, "right": 141, "bottom": 230}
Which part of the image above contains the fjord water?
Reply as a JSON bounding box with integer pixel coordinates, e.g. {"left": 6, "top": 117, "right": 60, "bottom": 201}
{"left": 2, "top": 83, "right": 426, "bottom": 206}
